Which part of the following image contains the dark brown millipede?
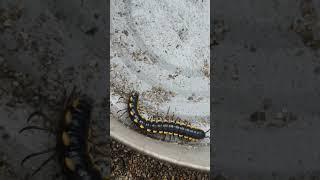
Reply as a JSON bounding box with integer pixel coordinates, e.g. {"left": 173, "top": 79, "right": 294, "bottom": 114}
{"left": 19, "top": 87, "right": 108, "bottom": 180}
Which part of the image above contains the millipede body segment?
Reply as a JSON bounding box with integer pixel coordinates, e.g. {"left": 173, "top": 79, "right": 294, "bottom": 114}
{"left": 127, "top": 92, "right": 206, "bottom": 141}
{"left": 60, "top": 94, "right": 103, "bottom": 180}
{"left": 20, "top": 89, "right": 107, "bottom": 180}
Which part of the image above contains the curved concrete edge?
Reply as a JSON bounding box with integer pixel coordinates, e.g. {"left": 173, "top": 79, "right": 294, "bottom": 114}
{"left": 110, "top": 114, "right": 210, "bottom": 172}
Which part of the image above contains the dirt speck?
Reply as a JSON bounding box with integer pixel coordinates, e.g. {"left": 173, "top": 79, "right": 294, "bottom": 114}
{"left": 142, "top": 86, "right": 176, "bottom": 105}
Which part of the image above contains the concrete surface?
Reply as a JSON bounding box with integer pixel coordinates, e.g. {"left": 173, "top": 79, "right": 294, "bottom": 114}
{"left": 0, "top": 0, "right": 108, "bottom": 179}
{"left": 213, "top": 0, "right": 320, "bottom": 179}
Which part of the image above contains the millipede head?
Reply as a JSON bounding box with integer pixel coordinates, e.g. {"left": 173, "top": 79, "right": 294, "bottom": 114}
{"left": 130, "top": 91, "right": 139, "bottom": 99}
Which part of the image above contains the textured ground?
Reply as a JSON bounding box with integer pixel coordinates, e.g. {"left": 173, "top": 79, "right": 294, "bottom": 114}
{"left": 213, "top": 0, "right": 320, "bottom": 179}
{"left": 111, "top": 139, "right": 209, "bottom": 180}
{"left": 0, "top": 0, "right": 108, "bottom": 179}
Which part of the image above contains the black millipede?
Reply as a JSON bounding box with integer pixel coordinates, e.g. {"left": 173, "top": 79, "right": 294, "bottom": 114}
{"left": 19, "top": 87, "right": 108, "bottom": 180}
{"left": 126, "top": 91, "right": 209, "bottom": 142}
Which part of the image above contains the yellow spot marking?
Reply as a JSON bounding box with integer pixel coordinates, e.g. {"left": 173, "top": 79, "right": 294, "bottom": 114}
{"left": 139, "top": 125, "right": 144, "bottom": 129}
{"left": 129, "top": 96, "right": 133, "bottom": 102}
{"left": 64, "top": 157, "right": 75, "bottom": 171}
{"left": 159, "top": 131, "right": 163, "bottom": 134}
{"left": 188, "top": 137, "right": 194, "bottom": 141}
{"left": 168, "top": 132, "right": 173, "bottom": 135}
{"left": 147, "top": 129, "right": 151, "bottom": 132}
{"left": 179, "top": 134, "right": 183, "bottom": 137}
{"left": 64, "top": 111, "right": 72, "bottom": 125}
{"left": 184, "top": 136, "right": 189, "bottom": 139}
{"left": 129, "top": 103, "right": 134, "bottom": 108}
{"left": 88, "top": 153, "right": 94, "bottom": 163}
{"left": 72, "top": 98, "right": 80, "bottom": 108}
{"left": 130, "top": 111, "right": 135, "bottom": 116}
{"left": 62, "top": 132, "right": 70, "bottom": 146}
{"left": 173, "top": 133, "right": 178, "bottom": 136}
{"left": 163, "top": 131, "right": 168, "bottom": 135}
{"left": 153, "top": 130, "right": 157, "bottom": 133}
{"left": 187, "top": 124, "right": 192, "bottom": 128}
{"left": 133, "top": 119, "right": 138, "bottom": 123}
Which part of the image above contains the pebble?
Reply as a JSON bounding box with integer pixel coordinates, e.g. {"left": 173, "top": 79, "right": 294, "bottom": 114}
{"left": 0, "top": 56, "right": 4, "bottom": 64}
{"left": 3, "top": 19, "right": 13, "bottom": 27}
{"left": 12, "top": 81, "right": 19, "bottom": 87}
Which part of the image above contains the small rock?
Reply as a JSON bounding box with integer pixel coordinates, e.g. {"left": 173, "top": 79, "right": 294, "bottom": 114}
{"left": 0, "top": 56, "right": 4, "bottom": 64}
{"left": 12, "top": 81, "right": 19, "bottom": 87}
{"left": 3, "top": 19, "right": 13, "bottom": 27}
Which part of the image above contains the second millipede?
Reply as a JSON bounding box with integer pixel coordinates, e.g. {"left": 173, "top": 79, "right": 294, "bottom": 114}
{"left": 19, "top": 88, "right": 108, "bottom": 180}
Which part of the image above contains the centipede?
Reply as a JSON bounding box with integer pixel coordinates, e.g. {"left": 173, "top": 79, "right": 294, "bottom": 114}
{"left": 126, "top": 91, "right": 209, "bottom": 142}
{"left": 19, "top": 87, "right": 108, "bottom": 180}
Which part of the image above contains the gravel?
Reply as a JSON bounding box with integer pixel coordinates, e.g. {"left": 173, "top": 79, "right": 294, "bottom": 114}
{"left": 111, "top": 139, "right": 209, "bottom": 180}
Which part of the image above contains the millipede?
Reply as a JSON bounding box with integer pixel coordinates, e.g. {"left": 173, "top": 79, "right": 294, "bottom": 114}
{"left": 126, "top": 91, "right": 209, "bottom": 142}
{"left": 19, "top": 87, "right": 108, "bottom": 180}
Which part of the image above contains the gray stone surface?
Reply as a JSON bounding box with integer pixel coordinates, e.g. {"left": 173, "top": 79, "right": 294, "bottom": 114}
{"left": 0, "top": 0, "right": 107, "bottom": 179}
{"left": 213, "top": 0, "right": 320, "bottom": 179}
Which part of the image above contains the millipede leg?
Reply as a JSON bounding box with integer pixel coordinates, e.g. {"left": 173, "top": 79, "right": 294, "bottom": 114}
{"left": 116, "top": 108, "right": 126, "bottom": 114}
{"left": 166, "top": 106, "right": 171, "bottom": 117}
{"left": 118, "top": 109, "right": 127, "bottom": 118}
{"left": 19, "top": 126, "right": 54, "bottom": 134}
{"left": 61, "top": 85, "right": 77, "bottom": 108}
{"left": 171, "top": 112, "right": 175, "bottom": 120}
{"left": 30, "top": 153, "right": 56, "bottom": 176}
{"left": 161, "top": 134, "right": 166, "bottom": 141}
{"left": 26, "top": 111, "right": 50, "bottom": 123}
{"left": 21, "top": 147, "right": 56, "bottom": 166}
{"left": 152, "top": 112, "right": 159, "bottom": 120}
{"left": 116, "top": 96, "right": 126, "bottom": 104}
